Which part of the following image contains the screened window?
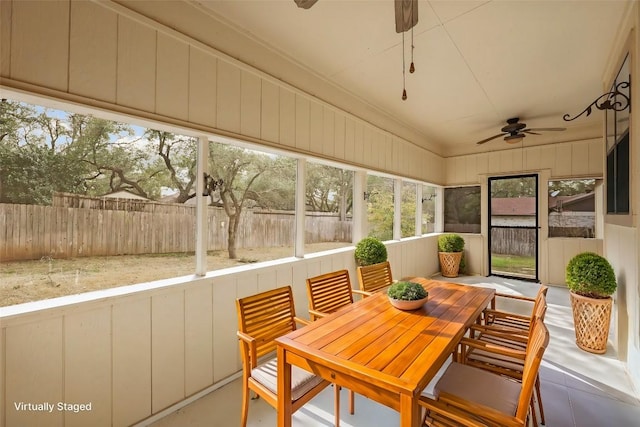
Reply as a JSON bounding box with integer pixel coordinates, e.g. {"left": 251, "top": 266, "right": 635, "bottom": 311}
{"left": 548, "top": 179, "right": 596, "bottom": 238}
{"left": 304, "top": 162, "right": 353, "bottom": 254}
{"left": 401, "top": 182, "right": 417, "bottom": 238}
{"left": 444, "top": 186, "right": 481, "bottom": 233}
{"left": 366, "top": 175, "right": 394, "bottom": 240}
{"left": 606, "top": 54, "right": 630, "bottom": 215}
{"left": 422, "top": 185, "right": 436, "bottom": 234}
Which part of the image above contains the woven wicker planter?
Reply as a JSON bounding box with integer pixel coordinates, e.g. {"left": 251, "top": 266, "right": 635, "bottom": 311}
{"left": 569, "top": 291, "right": 612, "bottom": 354}
{"left": 438, "top": 252, "right": 463, "bottom": 278}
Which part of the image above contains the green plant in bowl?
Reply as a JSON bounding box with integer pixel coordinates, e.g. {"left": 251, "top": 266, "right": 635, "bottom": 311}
{"left": 387, "top": 281, "right": 428, "bottom": 301}
{"left": 566, "top": 252, "right": 617, "bottom": 299}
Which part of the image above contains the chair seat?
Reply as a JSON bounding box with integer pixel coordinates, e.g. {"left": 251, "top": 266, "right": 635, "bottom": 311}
{"left": 430, "top": 361, "right": 521, "bottom": 416}
{"left": 251, "top": 358, "right": 324, "bottom": 401}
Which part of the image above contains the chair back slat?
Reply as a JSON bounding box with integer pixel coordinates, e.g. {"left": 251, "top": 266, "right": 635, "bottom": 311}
{"left": 515, "top": 318, "right": 549, "bottom": 422}
{"left": 306, "top": 270, "right": 354, "bottom": 319}
{"left": 236, "top": 286, "right": 297, "bottom": 360}
{"left": 526, "top": 294, "right": 547, "bottom": 341}
{"left": 356, "top": 261, "right": 393, "bottom": 294}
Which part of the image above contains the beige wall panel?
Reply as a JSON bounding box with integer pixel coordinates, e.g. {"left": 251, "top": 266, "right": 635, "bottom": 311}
{"left": 279, "top": 87, "right": 296, "bottom": 148}
{"left": 11, "top": 0, "right": 69, "bottom": 91}
{"left": 488, "top": 151, "right": 501, "bottom": 174}
{"left": 216, "top": 60, "right": 241, "bottom": 134}
{"left": 112, "top": 298, "right": 151, "bottom": 427}
{"left": 69, "top": 1, "right": 117, "bottom": 102}
{"left": 354, "top": 122, "right": 364, "bottom": 165}
{"left": 547, "top": 239, "right": 567, "bottom": 285}
{"left": 212, "top": 276, "right": 239, "bottom": 380}
{"left": 343, "top": 118, "right": 355, "bottom": 162}
{"left": 588, "top": 139, "right": 603, "bottom": 175}
{"left": 309, "top": 100, "right": 323, "bottom": 154}
{"left": 151, "top": 292, "right": 185, "bottom": 412}
{"left": 257, "top": 269, "right": 278, "bottom": 293}
{"left": 236, "top": 272, "right": 259, "bottom": 299}
{"left": 539, "top": 145, "right": 556, "bottom": 172}
{"left": 275, "top": 266, "right": 294, "bottom": 289}
{"left": 392, "top": 138, "right": 401, "bottom": 172}
{"left": 240, "top": 70, "right": 261, "bottom": 139}
{"left": 64, "top": 308, "right": 111, "bottom": 427}
{"left": 116, "top": 16, "right": 156, "bottom": 112}
{"left": 295, "top": 95, "right": 310, "bottom": 151}
{"left": 465, "top": 156, "right": 478, "bottom": 183}
{"left": 463, "top": 234, "right": 484, "bottom": 275}
{"left": 188, "top": 47, "right": 217, "bottom": 127}
{"left": 476, "top": 153, "right": 489, "bottom": 176}
{"left": 334, "top": 114, "right": 346, "bottom": 159}
{"left": 0, "top": 0, "right": 11, "bottom": 76}
{"left": 499, "top": 150, "right": 514, "bottom": 174}
{"left": 571, "top": 141, "right": 590, "bottom": 176}
{"left": 384, "top": 135, "right": 394, "bottom": 171}
{"left": 555, "top": 144, "right": 573, "bottom": 177}
{"left": 374, "top": 131, "right": 384, "bottom": 170}
{"left": 185, "top": 285, "right": 214, "bottom": 395}
{"left": 524, "top": 146, "right": 541, "bottom": 171}
{"left": 261, "top": 80, "right": 279, "bottom": 143}
{"left": 361, "top": 126, "right": 372, "bottom": 166}
{"left": 156, "top": 34, "right": 189, "bottom": 121}
{"left": 322, "top": 107, "right": 335, "bottom": 157}
{"left": 5, "top": 318, "right": 63, "bottom": 427}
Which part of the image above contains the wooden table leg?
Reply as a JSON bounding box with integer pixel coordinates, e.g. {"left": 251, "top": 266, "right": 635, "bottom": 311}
{"left": 399, "top": 393, "right": 421, "bottom": 427}
{"left": 277, "top": 346, "right": 292, "bottom": 427}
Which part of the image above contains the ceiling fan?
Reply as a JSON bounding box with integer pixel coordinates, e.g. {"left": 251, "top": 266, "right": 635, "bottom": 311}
{"left": 475, "top": 117, "right": 566, "bottom": 145}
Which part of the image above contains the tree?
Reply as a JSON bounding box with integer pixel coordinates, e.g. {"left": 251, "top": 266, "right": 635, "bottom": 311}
{"left": 305, "top": 163, "right": 353, "bottom": 219}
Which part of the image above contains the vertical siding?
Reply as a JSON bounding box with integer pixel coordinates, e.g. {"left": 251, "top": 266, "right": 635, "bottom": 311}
{"left": 216, "top": 60, "right": 241, "bottom": 133}
{"left": 261, "top": 80, "right": 280, "bottom": 142}
{"left": 240, "top": 71, "right": 261, "bottom": 139}
{"left": 116, "top": 16, "right": 156, "bottom": 112}
{"left": 279, "top": 87, "right": 296, "bottom": 148}
{"left": 188, "top": 47, "right": 217, "bottom": 127}
{"left": 156, "top": 34, "right": 189, "bottom": 120}
{"left": 11, "top": 0, "right": 69, "bottom": 91}
{"left": 69, "top": 1, "right": 117, "bottom": 102}
{"left": 0, "top": 238, "right": 440, "bottom": 427}
{"left": 294, "top": 95, "right": 310, "bottom": 151}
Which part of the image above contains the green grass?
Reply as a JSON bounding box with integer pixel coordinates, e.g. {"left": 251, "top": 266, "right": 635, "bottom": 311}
{"left": 491, "top": 254, "right": 535, "bottom": 276}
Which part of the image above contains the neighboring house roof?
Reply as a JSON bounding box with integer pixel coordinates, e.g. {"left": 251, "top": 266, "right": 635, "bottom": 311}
{"left": 102, "top": 190, "right": 149, "bottom": 200}
{"left": 548, "top": 192, "right": 595, "bottom": 212}
{"left": 491, "top": 197, "right": 536, "bottom": 216}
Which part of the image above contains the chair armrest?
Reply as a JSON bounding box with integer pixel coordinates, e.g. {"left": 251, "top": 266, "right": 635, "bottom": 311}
{"left": 352, "top": 289, "right": 373, "bottom": 297}
{"left": 459, "top": 337, "right": 526, "bottom": 360}
{"left": 494, "top": 292, "right": 536, "bottom": 302}
{"left": 484, "top": 309, "right": 532, "bottom": 322}
{"left": 294, "top": 316, "right": 312, "bottom": 326}
{"left": 237, "top": 330, "right": 257, "bottom": 367}
{"left": 419, "top": 395, "right": 487, "bottom": 427}
{"left": 438, "top": 391, "right": 523, "bottom": 427}
{"left": 469, "top": 325, "right": 530, "bottom": 344}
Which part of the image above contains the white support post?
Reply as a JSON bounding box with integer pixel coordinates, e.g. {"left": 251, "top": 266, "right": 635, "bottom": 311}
{"left": 393, "top": 178, "right": 402, "bottom": 240}
{"left": 435, "top": 186, "right": 444, "bottom": 233}
{"left": 416, "top": 184, "right": 423, "bottom": 236}
{"left": 295, "top": 159, "right": 306, "bottom": 258}
{"left": 352, "top": 171, "right": 367, "bottom": 243}
{"left": 195, "top": 136, "right": 209, "bottom": 276}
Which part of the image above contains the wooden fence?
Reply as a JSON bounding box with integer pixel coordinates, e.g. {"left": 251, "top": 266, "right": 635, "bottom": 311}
{"left": 0, "top": 204, "right": 352, "bottom": 262}
{"left": 490, "top": 228, "right": 536, "bottom": 257}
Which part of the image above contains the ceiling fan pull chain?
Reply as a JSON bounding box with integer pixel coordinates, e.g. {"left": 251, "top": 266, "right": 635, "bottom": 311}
{"left": 402, "top": 30, "right": 407, "bottom": 100}
{"left": 410, "top": 0, "right": 415, "bottom": 74}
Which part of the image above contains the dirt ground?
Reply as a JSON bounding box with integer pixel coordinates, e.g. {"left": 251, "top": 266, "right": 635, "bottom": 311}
{"left": 0, "top": 242, "right": 349, "bottom": 307}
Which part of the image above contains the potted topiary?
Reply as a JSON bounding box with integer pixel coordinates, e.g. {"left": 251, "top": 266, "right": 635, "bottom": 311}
{"left": 354, "top": 236, "right": 388, "bottom": 266}
{"left": 566, "top": 252, "right": 617, "bottom": 354}
{"left": 438, "top": 234, "right": 465, "bottom": 278}
{"left": 387, "top": 281, "right": 428, "bottom": 311}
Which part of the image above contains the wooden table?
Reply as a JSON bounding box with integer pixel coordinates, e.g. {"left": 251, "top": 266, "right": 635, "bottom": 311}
{"left": 275, "top": 277, "right": 495, "bottom": 427}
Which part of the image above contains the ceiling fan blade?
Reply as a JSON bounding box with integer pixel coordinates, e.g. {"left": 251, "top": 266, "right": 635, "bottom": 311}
{"left": 525, "top": 127, "right": 566, "bottom": 132}
{"left": 475, "top": 133, "right": 506, "bottom": 145}
{"left": 294, "top": 0, "right": 319, "bottom": 9}
{"left": 523, "top": 130, "right": 541, "bottom": 135}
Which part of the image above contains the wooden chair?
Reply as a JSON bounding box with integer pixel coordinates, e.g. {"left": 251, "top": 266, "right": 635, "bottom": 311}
{"left": 355, "top": 260, "right": 394, "bottom": 297}
{"left": 306, "top": 270, "right": 356, "bottom": 422}
{"left": 460, "top": 295, "right": 548, "bottom": 427}
{"left": 483, "top": 285, "right": 548, "bottom": 331}
{"left": 236, "top": 286, "right": 331, "bottom": 427}
{"left": 420, "top": 318, "right": 549, "bottom": 427}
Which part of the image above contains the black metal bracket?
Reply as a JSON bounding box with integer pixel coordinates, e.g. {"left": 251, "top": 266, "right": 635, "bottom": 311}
{"left": 563, "top": 81, "right": 630, "bottom": 122}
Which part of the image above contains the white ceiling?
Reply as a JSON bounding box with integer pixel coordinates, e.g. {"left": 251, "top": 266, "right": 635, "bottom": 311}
{"left": 196, "top": 0, "right": 628, "bottom": 156}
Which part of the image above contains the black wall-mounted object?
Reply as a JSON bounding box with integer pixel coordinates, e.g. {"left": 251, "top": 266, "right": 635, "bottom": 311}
{"left": 563, "top": 81, "right": 630, "bottom": 122}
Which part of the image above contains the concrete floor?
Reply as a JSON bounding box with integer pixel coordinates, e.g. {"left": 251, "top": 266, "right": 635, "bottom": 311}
{"left": 146, "top": 276, "right": 640, "bottom": 427}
